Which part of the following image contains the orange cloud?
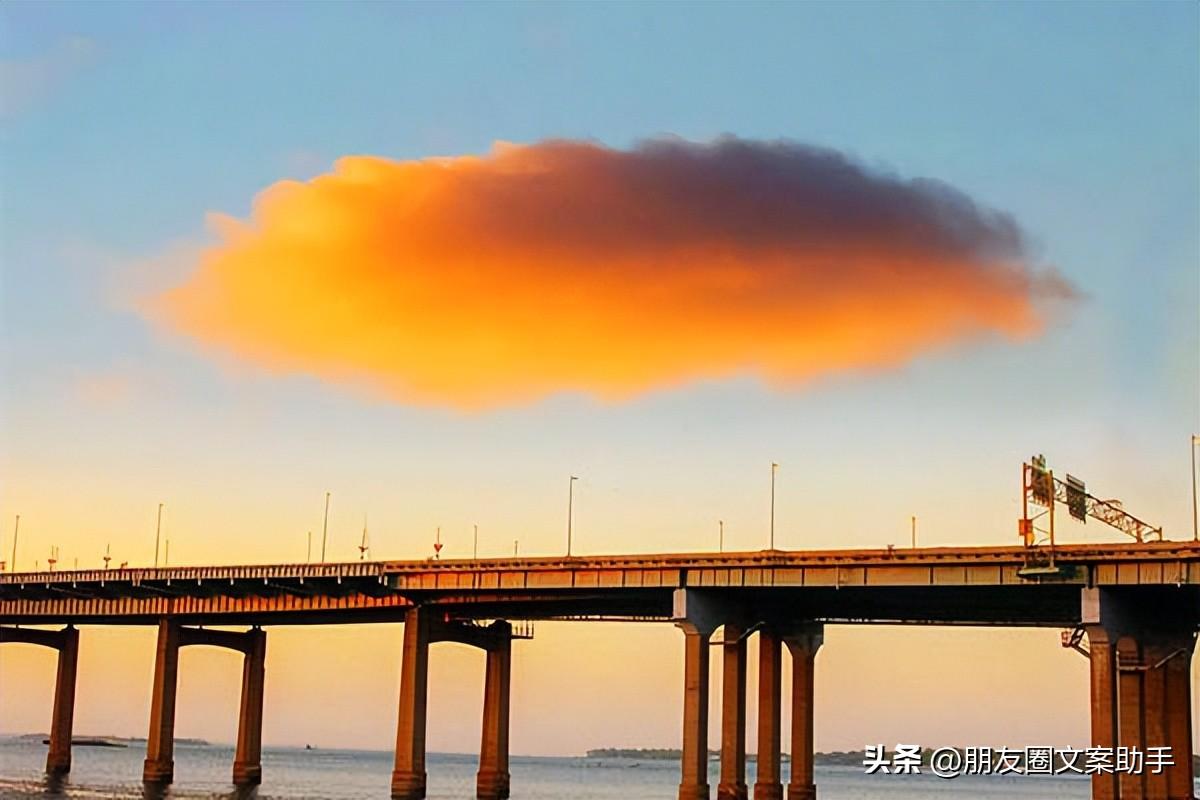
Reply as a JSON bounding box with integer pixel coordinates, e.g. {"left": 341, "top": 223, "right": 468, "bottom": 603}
{"left": 148, "top": 137, "right": 1073, "bottom": 408}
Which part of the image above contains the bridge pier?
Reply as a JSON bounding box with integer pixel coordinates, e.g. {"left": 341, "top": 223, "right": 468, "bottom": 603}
{"left": 47, "top": 625, "right": 79, "bottom": 778}
{"left": 232, "top": 627, "right": 267, "bottom": 786}
{"left": 142, "top": 620, "right": 269, "bottom": 788}
{"left": 0, "top": 625, "right": 79, "bottom": 777}
{"left": 753, "top": 628, "right": 783, "bottom": 800}
{"left": 143, "top": 620, "right": 181, "bottom": 785}
{"left": 677, "top": 623, "right": 712, "bottom": 800}
{"left": 717, "top": 624, "right": 748, "bottom": 800}
{"left": 673, "top": 589, "right": 723, "bottom": 800}
{"left": 391, "top": 609, "right": 517, "bottom": 800}
{"left": 1161, "top": 634, "right": 1195, "bottom": 800}
{"left": 1082, "top": 588, "right": 1197, "bottom": 800}
{"left": 476, "top": 622, "right": 512, "bottom": 800}
{"left": 784, "top": 627, "right": 822, "bottom": 800}
{"left": 392, "top": 607, "right": 431, "bottom": 800}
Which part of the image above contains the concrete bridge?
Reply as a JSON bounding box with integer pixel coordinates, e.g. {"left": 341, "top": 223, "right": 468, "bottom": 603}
{"left": 1, "top": 541, "right": 1197, "bottom": 800}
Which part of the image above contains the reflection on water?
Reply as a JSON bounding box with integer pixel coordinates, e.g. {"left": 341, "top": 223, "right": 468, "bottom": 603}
{"left": 1, "top": 737, "right": 1101, "bottom": 799}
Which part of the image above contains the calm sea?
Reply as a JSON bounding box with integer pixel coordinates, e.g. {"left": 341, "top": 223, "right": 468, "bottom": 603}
{"left": 0, "top": 738, "right": 1098, "bottom": 799}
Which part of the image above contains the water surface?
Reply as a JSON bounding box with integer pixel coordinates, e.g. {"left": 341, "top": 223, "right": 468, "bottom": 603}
{"left": 0, "top": 738, "right": 1101, "bottom": 798}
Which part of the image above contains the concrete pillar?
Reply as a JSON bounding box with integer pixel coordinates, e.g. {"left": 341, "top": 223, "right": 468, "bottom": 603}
{"left": 232, "top": 627, "right": 267, "bottom": 787}
{"left": 717, "top": 624, "right": 748, "bottom": 800}
{"left": 392, "top": 607, "right": 431, "bottom": 800}
{"left": 1142, "top": 638, "right": 1170, "bottom": 799}
{"left": 753, "top": 630, "right": 783, "bottom": 800}
{"left": 143, "top": 619, "right": 181, "bottom": 785}
{"left": 677, "top": 623, "right": 712, "bottom": 800}
{"left": 1115, "top": 635, "right": 1146, "bottom": 800}
{"left": 476, "top": 623, "right": 512, "bottom": 800}
{"left": 45, "top": 625, "right": 79, "bottom": 777}
{"left": 1162, "top": 633, "right": 1195, "bottom": 800}
{"left": 784, "top": 629, "right": 822, "bottom": 800}
{"left": 1086, "top": 625, "right": 1119, "bottom": 800}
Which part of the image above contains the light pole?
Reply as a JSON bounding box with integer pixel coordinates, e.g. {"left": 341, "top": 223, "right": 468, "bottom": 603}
{"left": 719, "top": 519, "right": 724, "bottom": 553}
{"left": 567, "top": 475, "right": 578, "bottom": 556}
{"left": 1191, "top": 435, "right": 1199, "bottom": 542}
{"left": 321, "top": 492, "right": 330, "bottom": 562}
{"left": 154, "top": 503, "right": 164, "bottom": 568}
{"left": 10, "top": 515, "right": 18, "bottom": 573}
{"left": 911, "top": 516, "right": 917, "bottom": 549}
{"left": 770, "top": 462, "right": 779, "bottom": 550}
{"left": 473, "top": 524, "right": 479, "bottom": 560}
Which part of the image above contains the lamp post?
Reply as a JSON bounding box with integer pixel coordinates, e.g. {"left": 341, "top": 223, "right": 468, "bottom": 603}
{"left": 1191, "top": 435, "right": 1199, "bottom": 542}
{"left": 770, "top": 462, "right": 779, "bottom": 550}
{"left": 9, "top": 515, "right": 18, "bottom": 573}
{"left": 321, "top": 492, "right": 330, "bottom": 562}
{"left": 567, "top": 476, "right": 578, "bottom": 556}
{"left": 719, "top": 519, "right": 724, "bottom": 553}
{"left": 154, "top": 503, "right": 164, "bottom": 568}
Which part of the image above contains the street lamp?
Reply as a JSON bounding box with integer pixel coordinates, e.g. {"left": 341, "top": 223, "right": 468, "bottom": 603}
{"left": 9, "top": 515, "right": 18, "bottom": 573}
{"left": 770, "top": 462, "right": 779, "bottom": 550}
{"left": 321, "top": 492, "right": 330, "bottom": 562}
{"left": 567, "top": 476, "right": 579, "bottom": 556}
{"left": 1191, "top": 435, "right": 1199, "bottom": 542}
{"left": 154, "top": 503, "right": 164, "bottom": 568}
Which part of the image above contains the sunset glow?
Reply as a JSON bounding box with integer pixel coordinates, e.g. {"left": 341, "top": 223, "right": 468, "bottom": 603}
{"left": 151, "top": 138, "right": 1072, "bottom": 408}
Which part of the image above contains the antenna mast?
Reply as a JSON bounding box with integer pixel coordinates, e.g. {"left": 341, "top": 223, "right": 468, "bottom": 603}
{"left": 358, "top": 514, "right": 371, "bottom": 561}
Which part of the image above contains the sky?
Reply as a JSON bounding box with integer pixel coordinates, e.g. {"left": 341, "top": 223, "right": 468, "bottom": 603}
{"left": 1, "top": 2, "right": 1198, "bottom": 759}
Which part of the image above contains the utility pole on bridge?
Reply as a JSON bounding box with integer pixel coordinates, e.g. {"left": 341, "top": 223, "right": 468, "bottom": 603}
{"left": 770, "top": 462, "right": 779, "bottom": 550}
{"left": 567, "top": 475, "right": 578, "bottom": 556}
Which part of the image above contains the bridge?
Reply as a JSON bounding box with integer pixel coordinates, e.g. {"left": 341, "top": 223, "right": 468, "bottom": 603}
{"left": 2, "top": 541, "right": 1198, "bottom": 800}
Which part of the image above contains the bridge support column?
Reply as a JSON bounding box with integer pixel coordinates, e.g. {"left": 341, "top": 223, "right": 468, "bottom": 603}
{"left": 142, "top": 621, "right": 268, "bottom": 788}
{"left": 1142, "top": 638, "right": 1169, "bottom": 800}
{"left": 717, "top": 624, "right": 748, "bottom": 800}
{"left": 392, "top": 607, "right": 431, "bottom": 800}
{"left": 753, "top": 629, "right": 783, "bottom": 800}
{"left": 1082, "top": 588, "right": 1197, "bottom": 800}
{"left": 232, "top": 627, "right": 267, "bottom": 787}
{"left": 785, "top": 627, "right": 822, "bottom": 800}
{"left": 0, "top": 626, "right": 81, "bottom": 777}
{"left": 672, "top": 589, "right": 723, "bottom": 800}
{"left": 143, "top": 619, "right": 181, "bottom": 785}
{"left": 1086, "top": 626, "right": 1119, "bottom": 800}
{"left": 1162, "top": 632, "right": 1195, "bottom": 800}
{"left": 677, "top": 623, "right": 712, "bottom": 800}
{"left": 46, "top": 625, "right": 79, "bottom": 777}
{"left": 1116, "top": 636, "right": 1147, "bottom": 800}
{"left": 476, "top": 622, "right": 512, "bottom": 800}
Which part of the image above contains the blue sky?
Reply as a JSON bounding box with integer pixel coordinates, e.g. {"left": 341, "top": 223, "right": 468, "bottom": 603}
{"left": 1, "top": 2, "right": 1197, "bottom": 754}
{"left": 4, "top": 2, "right": 1196, "bottom": 551}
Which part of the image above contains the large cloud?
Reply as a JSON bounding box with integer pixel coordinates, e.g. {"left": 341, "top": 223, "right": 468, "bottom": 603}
{"left": 149, "top": 136, "right": 1072, "bottom": 408}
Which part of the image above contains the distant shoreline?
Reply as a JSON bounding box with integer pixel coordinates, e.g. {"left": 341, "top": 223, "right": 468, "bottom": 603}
{"left": 10, "top": 733, "right": 210, "bottom": 748}
{"left": 6, "top": 737, "right": 1198, "bottom": 774}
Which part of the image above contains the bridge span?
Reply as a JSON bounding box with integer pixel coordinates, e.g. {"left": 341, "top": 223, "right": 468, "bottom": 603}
{"left": 2, "top": 541, "right": 1198, "bottom": 800}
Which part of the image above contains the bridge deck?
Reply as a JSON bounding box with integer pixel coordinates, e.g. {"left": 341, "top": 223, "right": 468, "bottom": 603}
{"left": 2, "top": 542, "right": 1197, "bottom": 627}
